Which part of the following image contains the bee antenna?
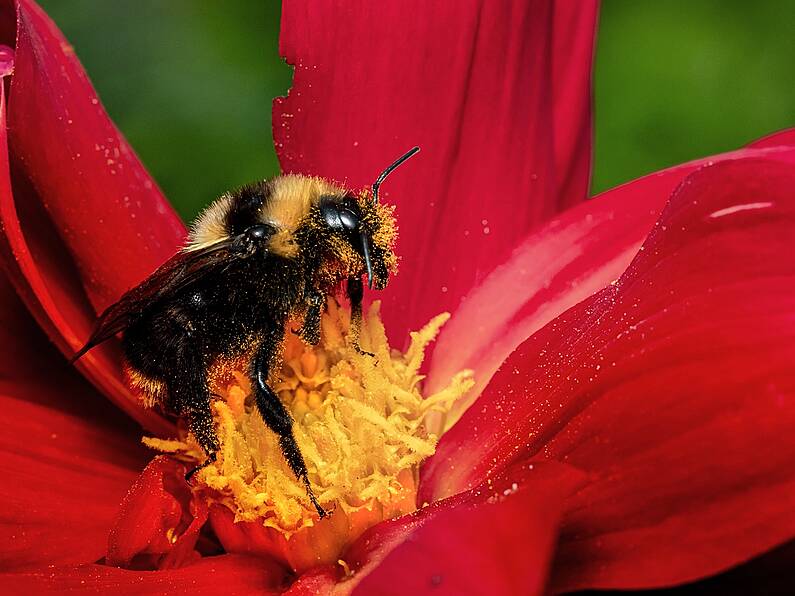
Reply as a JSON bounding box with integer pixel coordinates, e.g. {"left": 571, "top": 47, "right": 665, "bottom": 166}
{"left": 372, "top": 146, "right": 420, "bottom": 204}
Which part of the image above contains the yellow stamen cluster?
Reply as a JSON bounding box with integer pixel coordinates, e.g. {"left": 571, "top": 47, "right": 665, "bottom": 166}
{"left": 144, "top": 300, "right": 472, "bottom": 571}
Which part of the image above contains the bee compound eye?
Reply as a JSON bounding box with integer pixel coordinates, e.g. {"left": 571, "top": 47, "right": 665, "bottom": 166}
{"left": 320, "top": 203, "right": 343, "bottom": 230}
{"left": 338, "top": 208, "right": 359, "bottom": 231}
{"left": 247, "top": 224, "right": 270, "bottom": 240}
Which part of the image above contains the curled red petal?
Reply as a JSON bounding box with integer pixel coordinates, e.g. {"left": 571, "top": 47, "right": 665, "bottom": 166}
{"left": 0, "top": 4, "right": 175, "bottom": 432}
{"left": 275, "top": 0, "right": 598, "bottom": 343}
{"left": 425, "top": 158, "right": 795, "bottom": 589}
{"left": 9, "top": 0, "right": 185, "bottom": 312}
{"left": 424, "top": 169, "right": 661, "bottom": 418}
{"left": 106, "top": 456, "right": 208, "bottom": 571}
{"left": 0, "top": 274, "right": 148, "bottom": 571}
{"left": 0, "top": 554, "right": 285, "bottom": 595}
{"left": 425, "top": 136, "right": 795, "bottom": 422}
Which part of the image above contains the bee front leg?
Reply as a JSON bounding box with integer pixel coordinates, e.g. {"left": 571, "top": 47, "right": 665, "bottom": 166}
{"left": 299, "top": 288, "right": 324, "bottom": 345}
{"left": 347, "top": 277, "right": 374, "bottom": 356}
{"left": 251, "top": 329, "right": 327, "bottom": 518}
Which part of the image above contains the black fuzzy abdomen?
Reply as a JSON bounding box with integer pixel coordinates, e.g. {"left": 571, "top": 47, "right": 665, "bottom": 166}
{"left": 122, "top": 254, "right": 303, "bottom": 400}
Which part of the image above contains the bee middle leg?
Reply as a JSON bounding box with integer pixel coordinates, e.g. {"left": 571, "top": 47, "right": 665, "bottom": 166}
{"left": 183, "top": 402, "right": 219, "bottom": 480}
{"left": 166, "top": 346, "right": 220, "bottom": 481}
{"left": 251, "top": 330, "right": 327, "bottom": 518}
{"left": 299, "top": 288, "right": 324, "bottom": 345}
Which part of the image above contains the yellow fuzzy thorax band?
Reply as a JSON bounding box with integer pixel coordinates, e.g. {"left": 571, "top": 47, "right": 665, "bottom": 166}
{"left": 144, "top": 300, "right": 473, "bottom": 571}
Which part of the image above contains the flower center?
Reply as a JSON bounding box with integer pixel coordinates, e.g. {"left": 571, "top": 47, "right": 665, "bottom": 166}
{"left": 144, "top": 300, "right": 472, "bottom": 572}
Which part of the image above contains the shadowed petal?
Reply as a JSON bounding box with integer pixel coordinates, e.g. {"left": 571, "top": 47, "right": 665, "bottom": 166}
{"left": 0, "top": 554, "right": 285, "bottom": 594}
{"left": 0, "top": 2, "right": 177, "bottom": 431}
{"left": 0, "top": 273, "right": 149, "bottom": 571}
{"left": 600, "top": 541, "right": 795, "bottom": 596}
{"left": 282, "top": 567, "right": 338, "bottom": 595}
{"left": 275, "top": 0, "right": 598, "bottom": 343}
{"left": 424, "top": 158, "right": 795, "bottom": 589}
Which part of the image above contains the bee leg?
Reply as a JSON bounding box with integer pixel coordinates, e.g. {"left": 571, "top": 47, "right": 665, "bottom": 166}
{"left": 347, "top": 277, "right": 374, "bottom": 357}
{"left": 251, "top": 335, "right": 327, "bottom": 518}
{"left": 299, "top": 288, "right": 324, "bottom": 345}
{"left": 185, "top": 450, "right": 216, "bottom": 481}
{"left": 184, "top": 403, "right": 219, "bottom": 481}
{"left": 166, "top": 348, "right": 220, "bottom": 482}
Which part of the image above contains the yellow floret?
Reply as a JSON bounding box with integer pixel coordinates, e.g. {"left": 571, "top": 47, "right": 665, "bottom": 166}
{"left": 145, "top": 299, "right": 473, "bottom": 570}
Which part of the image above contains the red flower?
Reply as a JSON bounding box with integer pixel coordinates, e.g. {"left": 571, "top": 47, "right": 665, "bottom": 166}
{"left": 1, "top": 0, "right": 794, "bottom": 593}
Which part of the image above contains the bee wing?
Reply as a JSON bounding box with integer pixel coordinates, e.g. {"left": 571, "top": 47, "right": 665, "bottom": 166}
{"left": 70, "top": 241, "right": 234, "bottom": 362}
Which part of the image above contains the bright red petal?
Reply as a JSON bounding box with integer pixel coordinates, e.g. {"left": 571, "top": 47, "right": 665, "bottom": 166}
{"left": 106, "top": 456, "right": 208, "bottom": 570}
{"left": 746, "top": 127, "right": 795, "bottom": 149}
{"left": 550, "top": 2, "right": 599, "bottom": 210}
{"left": 426, "top": 137, "right": 795, "bottom": 422}
{"left": 282, "top": 567, "right": 338, "bottom": 595}
{"left": 349, "top": 461, "right": 583, "bottom": 595}
{"left": 352, "top": 496, "right": 555, "bottom": 596}
{"left": 424, "top": 158, "right": 795, "bottom": 589}
{"left": 275, "top": 0, "right": 598, "bottom": 343}
{"left": 9, "top": 0, "right": 185, "bottom": 311}
{"left": 424, "top": 169, "right": 661, "bottom": 417}
{"left": 0, "top": 273, "right": 148, "bottom": 571}
{"left": 0, "top": 554, "right": 284, "bottom": 594}
{"left": 0, "top": 2, "right": 177, "bottom": 432}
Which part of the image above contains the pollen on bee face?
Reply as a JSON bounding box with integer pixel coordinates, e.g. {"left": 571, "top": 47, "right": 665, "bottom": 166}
{"left": 143, "top": 300, "right": 473, "bottom": 572}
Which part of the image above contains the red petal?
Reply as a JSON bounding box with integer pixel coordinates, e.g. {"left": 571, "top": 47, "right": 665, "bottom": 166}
{"left": 424, "top": 170, "right": 661, "bottom": 414}
{"left": 746, "top": 127, "right": 795, "bottom": 149}
{"left": 0, "top": 273, "right": 148, "bottom": 571}
{"left": 425, "top": 138, "right": 795, "bottom": 420}
{"left": 425, "top": 158, "right": 795, "bottom": 589}
{"left": 0, "top": 5, "right": 174, "bottom": 432}
{"left": 626, "top": 540, "right": 795, "bottom": 596}
{"left": 275, "top": 0, "right": 598, "bottom": 343}
{"left": 0, "top": 554, "right": 285, "bottom": 594}
{"left": 107, "top": 456, "right": 208, "bottom": 571}
{"left": 550, "top": 2, "right": 599, "bottom": 210}
{"left": 350, "top": 461, "right": 583, "bottom": 595}
{"left": 10, "top": 0, "right": 185, "bottom": 311}
{"left": 283, "top": 567, "right": 339, "bottom": 595}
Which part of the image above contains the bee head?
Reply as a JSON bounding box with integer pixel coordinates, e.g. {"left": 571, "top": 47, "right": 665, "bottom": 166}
{"left": 317, "top": 192, "right": 396, "bottom": 290}
{"left": 316, "top": 147, "right": 418, "bottom": 290}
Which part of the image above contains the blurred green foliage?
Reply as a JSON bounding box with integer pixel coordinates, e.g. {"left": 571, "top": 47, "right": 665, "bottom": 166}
{"left": 594, "top": 0, "right": 795, "bottom": 194}
{"left": 38, "top": 0, "right": 291, "bottom": 220}
{"left": 39, "top": 0, "right": 795, "bottom": 218}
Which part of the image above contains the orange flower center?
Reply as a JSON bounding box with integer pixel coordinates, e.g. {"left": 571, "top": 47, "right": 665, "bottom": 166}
{"left": 144, "top": 300, "right": 472, "bottom": 572}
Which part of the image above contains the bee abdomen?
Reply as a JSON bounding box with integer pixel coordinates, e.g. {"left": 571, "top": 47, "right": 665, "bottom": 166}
{"left": 124, "top": 363, "right": 167, "bottom": 409}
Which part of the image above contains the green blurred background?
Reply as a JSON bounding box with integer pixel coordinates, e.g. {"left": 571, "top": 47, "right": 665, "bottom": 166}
{"left": 38, "top": 0, "right": 795, "bottom": 221}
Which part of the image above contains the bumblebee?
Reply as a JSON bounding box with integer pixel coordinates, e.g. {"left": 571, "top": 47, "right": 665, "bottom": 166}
{"left": 72, "top": 147, "right": 420, "bottom": 517}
